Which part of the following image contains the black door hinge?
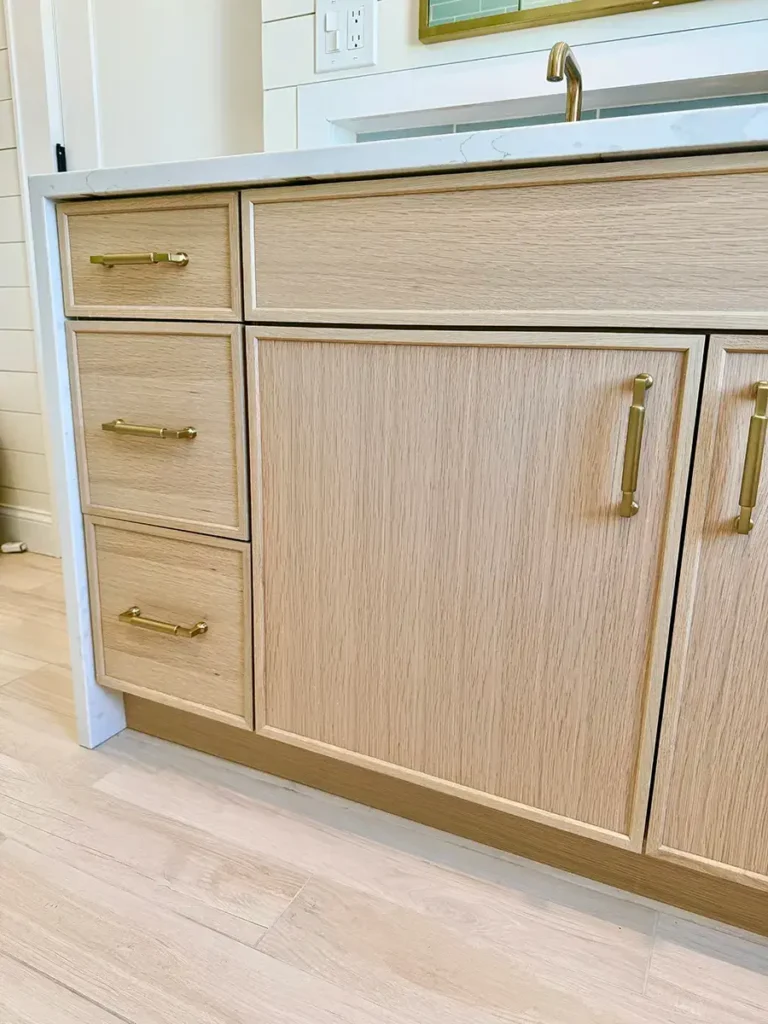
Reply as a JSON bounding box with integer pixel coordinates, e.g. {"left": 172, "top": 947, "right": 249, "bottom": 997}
{"left": 55, "top": 144, "right": 67, "bottom": 172}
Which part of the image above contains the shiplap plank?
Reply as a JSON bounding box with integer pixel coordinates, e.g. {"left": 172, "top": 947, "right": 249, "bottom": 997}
{"left": 0, "top": 330, "right": 36, "bottom": 372}
{"left": 0, "top": 148, "right": 19, "bottom": 196}
{"left": 0, "top": 196, "right": 24, "bottom": 242}
{"left": 0, "top": 49, "right": 10, "bottom": 102}
{"left": 0, "top": 410, "right": 45, "bottom": 453}
{"left": 0, "top": 241, "right": 28, "bottom": 286}
{"left": 263, "top": 0, "right": 315, "bottom": 21}
{"left": 0, "top": 450, "right": 48, "bottom": 491}
{"left": 0, "top": 285, "right": 31, "bottom": 326}
{"left": 0, "top": 371, "right": 39, "bottom": 412}
{"left": 0, "top": 485, "right": 49, "bottom": 511}
{"left": 0, "top": 98, "right": 14, "bottom": 149}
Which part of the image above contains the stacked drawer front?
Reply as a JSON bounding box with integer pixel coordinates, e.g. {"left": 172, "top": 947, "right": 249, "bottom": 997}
{"left": 61, "top": 193, "right": 254, "bottom": 727}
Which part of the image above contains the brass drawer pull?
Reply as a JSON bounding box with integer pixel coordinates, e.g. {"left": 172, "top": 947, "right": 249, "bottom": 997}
{"left": 102, "top": 419, "right": 197, "bottom": 440}
{"left": 619, "top": 373, "right": 653, "bottom": 518}
{"left": 119, "top": 606, "right": 208, "bottom": 639}
{"left": 90, "top": 251, "right": 189, "bottom": 267}
{"left": 735, "top": 380, "right": 768, "bottom": 535}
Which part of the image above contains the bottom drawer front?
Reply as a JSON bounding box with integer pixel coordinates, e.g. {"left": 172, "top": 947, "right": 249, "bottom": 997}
{"left": 87, "top": 517, "right": 252, "bottom": 729}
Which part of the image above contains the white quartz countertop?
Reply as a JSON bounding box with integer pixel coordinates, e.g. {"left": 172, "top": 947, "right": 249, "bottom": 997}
{"left": 29, "top": 102, "right": 768, "bottom": 202}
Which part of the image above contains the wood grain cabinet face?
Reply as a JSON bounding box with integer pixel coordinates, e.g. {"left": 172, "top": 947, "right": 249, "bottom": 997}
{"left": 86, "top": 517, "right": 253, "bottom": 729}
{"left": 68, "top": 322, "right": 249, "bottom": 540}
{"left": 648, "top": 335, "right": 768, "bottom": 890}
{"left": 58, "top": 192, "right": 241, "bottom": 320}
{"left": 243, "top": 156, "right": 768, "bottom": 331}
{"left": 252, "top": 327, "right": 703, "bottom": 849}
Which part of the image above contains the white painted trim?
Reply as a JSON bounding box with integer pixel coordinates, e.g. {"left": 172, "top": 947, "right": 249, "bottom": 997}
{"left": 0, "top": 504, "right": 57, "bottom": 557}
{"left": 297, "top": 18, "right": 768, "bottom": 147}
{"left": 51, "top": 0, "right": 102, "bottom": 169}
{"left": 27, "top": 188, "right": 125, "bottom": 747}
{"left": 5, "top": 0, "right": 62, "bottom": 557}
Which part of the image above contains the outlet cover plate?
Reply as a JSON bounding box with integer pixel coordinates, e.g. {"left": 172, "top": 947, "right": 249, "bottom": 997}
{"left": 316, "top": 0, "right": 377, "bottom": 74}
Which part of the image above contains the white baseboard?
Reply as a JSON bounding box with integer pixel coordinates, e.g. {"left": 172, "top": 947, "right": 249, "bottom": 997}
{"left": 0, "top": 504, "right": 60, "bottom": 557}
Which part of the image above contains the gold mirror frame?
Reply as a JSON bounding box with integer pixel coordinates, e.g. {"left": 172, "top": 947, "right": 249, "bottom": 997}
{"left": 420, "top": 0, "right": 704, "bottom": 45}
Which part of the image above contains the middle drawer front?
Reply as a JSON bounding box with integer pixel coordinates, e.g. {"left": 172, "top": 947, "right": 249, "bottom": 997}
{"left": 69, "top": 321, "right": 249, "bottom": 540}
{"left": 86, "top": 517, "right": 254, "bottom": 729}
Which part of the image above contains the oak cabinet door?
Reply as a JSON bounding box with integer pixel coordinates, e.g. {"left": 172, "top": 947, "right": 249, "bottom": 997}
{"left": 254, "top": 328, "right": 703, "bottom": 849}
{"left": 649, "top": 335, "right": 768, "bottom": 887}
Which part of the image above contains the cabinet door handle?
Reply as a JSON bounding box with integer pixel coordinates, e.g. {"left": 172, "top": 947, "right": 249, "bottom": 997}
{"left": 735, "top": 380, "right": 768, "bottom": 535}
{"left": 102, "top": 419, "right": 197, "bottom": 440}
{"left": 619, "top": 373, "right": 654, "bottom": 518}
{"left": 119, "top": 606, "right": 208, "bottom": 639}
{"left": 90, "top": 251, "right": 189, "bottom": 267}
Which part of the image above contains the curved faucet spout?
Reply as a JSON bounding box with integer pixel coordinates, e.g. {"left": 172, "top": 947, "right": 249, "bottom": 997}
{"left": 547, "top": 42, "right": 583, "bottom": 123}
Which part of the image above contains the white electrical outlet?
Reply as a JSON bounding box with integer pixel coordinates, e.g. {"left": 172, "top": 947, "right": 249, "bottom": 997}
{"left": 348, "top": 8, "right": 364, "bottom": 49}
{"left": 316, "top": 0, "right": 377, "bottom": 73}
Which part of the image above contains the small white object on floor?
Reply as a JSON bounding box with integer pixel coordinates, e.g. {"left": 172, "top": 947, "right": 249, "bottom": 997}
{"left": 1, "top": 541, "right": 28, "bottom": 554}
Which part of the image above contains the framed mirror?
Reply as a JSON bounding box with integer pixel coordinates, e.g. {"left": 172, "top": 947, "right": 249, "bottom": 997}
{"left": 420, "top": 0, "right": 704, "bottom": 44}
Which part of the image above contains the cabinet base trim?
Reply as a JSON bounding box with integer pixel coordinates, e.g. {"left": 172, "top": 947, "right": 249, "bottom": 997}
{"left": 259, "top": 724, "right": 633, "bottom": 850}
{"left": 649, "top": 844, "right": 768, "bottom": 894}
{"left": 125, "top": 696, "right": 768, "bottom": 939}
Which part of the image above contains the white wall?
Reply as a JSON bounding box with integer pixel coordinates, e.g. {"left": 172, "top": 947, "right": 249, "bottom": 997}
{"left": 0, "top": 0, "right": 266, "bottom": 554}
{"left": 55, "top": 0, "right": 264, "bottom": 170}
{"left": 262, "top": 0, "right": 768, "bottom": 150}
{"left": 0, "top": 0, "right": 56, "bottom": 553}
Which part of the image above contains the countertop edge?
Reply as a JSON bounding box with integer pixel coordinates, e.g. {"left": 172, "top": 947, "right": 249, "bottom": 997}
{"left": 28, "top": 103, "right": 768, "bottom": 203}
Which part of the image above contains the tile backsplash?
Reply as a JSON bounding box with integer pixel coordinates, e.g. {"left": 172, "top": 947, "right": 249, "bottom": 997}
{"left": 357, "top": 92, "right": 768, "bottom": 143}
{"left": 429, "top": 0, "right": 576, "bottom": 26}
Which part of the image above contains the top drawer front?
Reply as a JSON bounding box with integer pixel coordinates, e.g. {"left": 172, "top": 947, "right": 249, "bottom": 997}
{"left": 59, "top": 192, "right": 241, "bottom": 320}
{"left": 242, "top": 155, "right": 768, "bottom": 331}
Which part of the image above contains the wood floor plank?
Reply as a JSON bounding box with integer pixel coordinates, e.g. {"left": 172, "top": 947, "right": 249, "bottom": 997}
{"left": 0, "top": 591, "right": 71, "bottom": 665}
{"left": 259, "top": 876, "right": 636, "bottom": 1024}
{"left": 96, "top": 762, "right": 657, "bottom": 1000}
{"left": 2, "top": 553, "right": 766, "bottom": 1024}
{"left": 645, "top": 916, "right": 768, "bottom": 1023}
{"left": 0, "top": 552, "right": 61, "bottom": 594}
{"left": 1, "top": 663, "right": 76, "bottom": 718}
{"left": 0, "top": 649, "right": 44, "bottom": 686}
{"left": 0, "top": 952, "right": 126, "bottom": 1024}
{"left": 0, "top": 840, "right": 420, "bottom": 1024}
{"left": 0, "top": 660, "right": 115, "bottom": 785}
{"left": 0, "top": 764, "right": 309, "bottom": 941}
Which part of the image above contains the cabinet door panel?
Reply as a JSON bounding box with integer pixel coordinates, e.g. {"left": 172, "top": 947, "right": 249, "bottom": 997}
{"left": 255, "top": 328, "right": 702, "bottom": 848}
{"left": 649, "top": 335, "right": 768, "bottom": 888}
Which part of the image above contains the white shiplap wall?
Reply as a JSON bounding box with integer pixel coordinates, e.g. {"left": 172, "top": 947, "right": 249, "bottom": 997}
{"left": 262, "top": 0, "right": 768, "bottom": 150}
{"left": 0, "top": 0, "right": 53, "bottom": 553}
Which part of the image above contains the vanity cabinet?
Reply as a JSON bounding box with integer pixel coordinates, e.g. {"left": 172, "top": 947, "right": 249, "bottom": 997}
{"left": 53, "top": 149, "right": 768, "bottom": 933}
{"left": 58, "top": 192, "right": 241, "bottom": 321}
{"left": 254, "top": 326, "right": 702, "bottom": 850}
{"left": 67, "top": 321, "right": 249, "bottom": 539}
{"left": 649, "top": 334, "right": 768, "bottom": 889}
{"left": 85, "top": 517, "right": 253, "bottom": 729}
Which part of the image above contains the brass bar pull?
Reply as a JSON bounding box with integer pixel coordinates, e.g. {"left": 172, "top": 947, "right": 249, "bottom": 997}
{"left": 619, "top": 373, "right": 654, "bottom": 518}
{"left": 102, "top": 419, "right": 197, "bottom": 440}
{"left": 119, "top": 606, "right": 208, "bottom": 639}
{"left": 90, "top": 252, "right": 189, "bottom": 267}
{"left": 735, "top": 381, "right": 768, "bottom": 535}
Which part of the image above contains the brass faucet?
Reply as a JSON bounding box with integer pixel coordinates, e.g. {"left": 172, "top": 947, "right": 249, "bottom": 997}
{"left": 547, "top": 42, "right": 583, "bottom": 123}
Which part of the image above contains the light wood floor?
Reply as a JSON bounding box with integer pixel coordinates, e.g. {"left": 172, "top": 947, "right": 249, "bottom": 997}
{"left": 1, "top": 552, "right": 767, "bottom": 1024}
